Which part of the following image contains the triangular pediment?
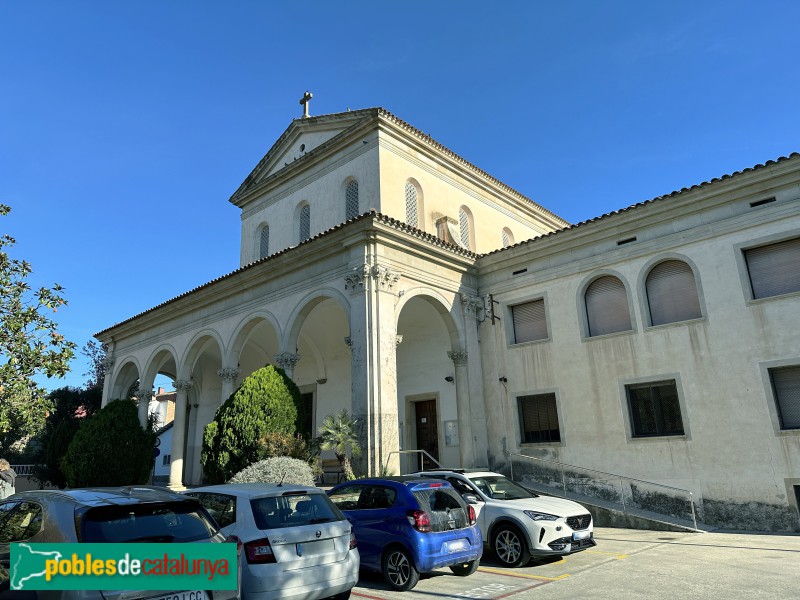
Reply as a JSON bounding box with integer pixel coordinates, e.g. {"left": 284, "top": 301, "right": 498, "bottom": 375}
{"left": 230, "top": 108, "right": 379, "bottom": 206}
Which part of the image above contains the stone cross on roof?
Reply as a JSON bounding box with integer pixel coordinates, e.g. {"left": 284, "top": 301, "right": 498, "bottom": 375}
{"left": 299, "top": 91, "right": 313, "bottom": 119}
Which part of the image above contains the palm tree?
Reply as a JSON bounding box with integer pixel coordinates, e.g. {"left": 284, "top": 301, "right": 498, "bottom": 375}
{"left": 318, "top": 409, "right": 361, "bottom": 481}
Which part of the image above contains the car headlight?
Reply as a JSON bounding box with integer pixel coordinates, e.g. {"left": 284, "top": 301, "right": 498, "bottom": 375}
{"left": 524, "top": 510, "right": 559, "bottom": 521}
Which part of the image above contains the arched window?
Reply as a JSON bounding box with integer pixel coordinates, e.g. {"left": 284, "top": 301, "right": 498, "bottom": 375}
{"left": 502, "top": 228, "right": 514, "bottom": 248}
{"left": 299, "top": 204, "right": 311, "bottom": 242}
{"left": 405, "top": 181, "right": 419, "bottom": 228}
{"left": 458, "top": 207, "right": 473, "bottom": 250}
{"left": 259, "top": 224, "right": 270, "bottom": 259}
{"left": 585, "top": 275, "right": 632, "bottom": 337}
{"left": 645, "top": 260, "right": 702, "bottom": 325}
{"left": 345, "top": 179, "right": 359, "bottom": 220}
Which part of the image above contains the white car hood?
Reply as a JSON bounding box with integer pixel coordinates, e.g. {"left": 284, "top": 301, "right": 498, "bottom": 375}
{"left": 500, "top": 495, "right": 589, "bottom": 517}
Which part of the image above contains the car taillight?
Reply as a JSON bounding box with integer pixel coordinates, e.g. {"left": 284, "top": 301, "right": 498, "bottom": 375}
{"left": 406, "top": 509, "right": 432, "bottom": 532}
{"left": 349, "top": 530, "right": 357, "bottom": 549}
{"left": 244, "top": 537, "right": 277, "bottom": 564}
{"left": 227, "top": 534, "right": 243, "bottom": 553}
{"left": 467, "top": 505, "right": 476, "bottom": 526}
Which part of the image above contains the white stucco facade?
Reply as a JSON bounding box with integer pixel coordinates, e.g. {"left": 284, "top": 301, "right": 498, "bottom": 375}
{"left": 96, "top": 107, "right": 800, "bottom": 531}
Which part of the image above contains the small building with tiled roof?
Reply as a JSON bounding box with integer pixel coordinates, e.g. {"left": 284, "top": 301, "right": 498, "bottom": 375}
{"left": 96, "top": 103, "right": 800, "bottom": 532}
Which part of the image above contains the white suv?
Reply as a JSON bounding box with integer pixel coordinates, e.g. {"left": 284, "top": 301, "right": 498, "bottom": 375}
{"left": 412, "top": 470, "right": 595, "bottom": 567}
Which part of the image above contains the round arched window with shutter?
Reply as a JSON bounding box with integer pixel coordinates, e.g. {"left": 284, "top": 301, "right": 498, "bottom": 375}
{"left": 585, "top": 275, "right": 633, "bottom": 337}
{"left": 645, "top": 260, "right": 702, "bottom": 325}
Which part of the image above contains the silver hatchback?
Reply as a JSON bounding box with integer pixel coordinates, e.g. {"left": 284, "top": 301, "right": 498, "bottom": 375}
{"left": 185, "top": 484, "right": 359, "bottom": 600}
{"left": 0, "top": 487, "right": 239, "bottom": 600}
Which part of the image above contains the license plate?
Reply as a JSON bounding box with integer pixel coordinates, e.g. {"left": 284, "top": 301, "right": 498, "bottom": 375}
{"left": 573, "top": 530, "right": 591, "bottom": 541}
{"left": 443, "top": 539, "right": 468, "bottom": 553}
{"left": 150, "top": 592, "right": 208, "bottom": 600}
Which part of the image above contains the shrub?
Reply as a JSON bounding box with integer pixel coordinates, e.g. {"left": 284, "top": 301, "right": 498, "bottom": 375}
{"left": 62, "top": 399, "right": 156, "bottom": 487}
{"left": 229, "top": 456, "right": 316, "bottom": 486}
{"left": 202, "top": 365, "right": 298, "bottom": 484}
{"left": 260, "top": 431, "right": 311, "bottom": 461}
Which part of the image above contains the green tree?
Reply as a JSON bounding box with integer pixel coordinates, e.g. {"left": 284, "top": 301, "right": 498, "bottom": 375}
{"left": 318, "top": 409, "right": 361, "bottom": 481}
{"left": 61, "top": 399, "right": 156, "bottom": 487}
{"left": 33, "top": 385, "right": 102, "bottom": 488}
{"left": 0, "top": 204, "right": 76, "bottom": 454}
{"left": 202, "top": 365, "right": 298, "bottom": 484}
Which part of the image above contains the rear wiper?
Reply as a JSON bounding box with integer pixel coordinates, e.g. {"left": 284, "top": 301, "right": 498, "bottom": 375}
{"left": 126, "top": 535, "right": 176, "bottom": 543}
{"left": 308, "top": 518, "right": 335, "bottom": 524}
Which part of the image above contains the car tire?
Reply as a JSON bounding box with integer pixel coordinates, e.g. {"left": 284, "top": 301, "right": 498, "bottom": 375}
{"left": 449, "top": 560, "right": 479, "bottom": 576}
{"left": 492, "top": 524, "right": 531, "bottom": 567}
{"left": 382, "top": 547, "right": 421, "bottom": 591}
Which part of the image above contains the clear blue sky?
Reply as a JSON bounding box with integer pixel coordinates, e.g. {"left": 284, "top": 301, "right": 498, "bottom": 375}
{"left": 2, "top": 1, "right": 798, "bottom": 390}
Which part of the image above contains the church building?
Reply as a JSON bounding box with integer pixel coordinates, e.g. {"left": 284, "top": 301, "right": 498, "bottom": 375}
{"left": 96, "top": 102, "right": 800, "bottom": 531}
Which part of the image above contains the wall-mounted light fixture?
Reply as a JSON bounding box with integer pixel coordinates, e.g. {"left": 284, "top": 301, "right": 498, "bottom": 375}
{"left": 444, "top": 375, "right": 454, "bottom": 383}
{"left": 316, "top": 378, "right": 327, "bottom": 385}
{"left": 499, "top": 376, "right": 508, "bottom": 383}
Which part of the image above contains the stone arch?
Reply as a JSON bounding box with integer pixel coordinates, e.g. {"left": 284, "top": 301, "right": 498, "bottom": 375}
{"left": 394, "top": 287, "right": 462, "bottom": 349}
{"left": 106, "top": 357, "right": 141, "bottom": 405}
{"left": 142, "top": 344, "right": 179, "bottom": 389}
{"left": 228, "top": 311, "right": 283, "bottom": 376}
{"left": 284, "top": 287, "right": 352, "bottom": 351}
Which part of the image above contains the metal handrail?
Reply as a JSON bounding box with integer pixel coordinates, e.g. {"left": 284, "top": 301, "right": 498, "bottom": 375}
{"left": 508, "top": 453, "right": 698, "bottom": 531}
{"left": 384, "top": 450, "right": 441, "bottom": 475}
{"left": 10, "top": 464, "right": 37, "bottom": 476}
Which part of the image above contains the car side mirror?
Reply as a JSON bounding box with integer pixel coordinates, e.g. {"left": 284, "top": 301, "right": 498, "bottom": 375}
{"left": 462, "top": 494, "right": 481, "bottom": 505}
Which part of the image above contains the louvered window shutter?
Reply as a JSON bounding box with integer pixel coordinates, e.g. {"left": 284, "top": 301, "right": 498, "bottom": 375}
{"left": 518, "top": 393, "right": 560, "bottom": 443}
{"left": 771, "top": 367, "right": 800, "bottom": 429}
{"left": 405, "top": 182, "right": 418, "bottom": 227}
{"left": 459, "top": 209, "right": 470, "bottom": 250}
{"left": 745, "top": 238, "right": 800, "bottom": 299}
{"left": 299, "top": 205, "right": 310, "bottom": 241}
{"left": 646, "top": 260, "right": 702, "bottom": 325}
{"left": 585, "top": 276, "right": 632, "bottom": 336}
{"left": 346, "top": 180, "right": 359, "bottom": 220}
{"left": 259, "top": 225, "right": 269, "bottom": 259}
{"left": 512, "top": 300, "right": 548, "bottom": 343}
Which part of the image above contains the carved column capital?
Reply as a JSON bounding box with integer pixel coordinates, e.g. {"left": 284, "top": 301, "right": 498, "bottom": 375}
{"left": 274, "top": 352, "right": 300, "bottom": 370}
{"left": 344, "top": 264, "right": 371, "bottom": 293}
{"left": 372, "top": 264, "right": 400, "bottom": 290}
{"left": 135, "top": 387, "right": 154, "bottom": 401}
{"left": 102, "top": 355, "right": 116, "bottom": 370}
{"left": 217, "top": 368, "right": 240, "bottom": 382}
{"left": 447, "top": 350, "right": 469, "bottom": 366}
{"left": 460, "top": 293, "right": 484, "bottom": 317}
{"left": 174, "top": 379, "right": 194, "bottom": 393}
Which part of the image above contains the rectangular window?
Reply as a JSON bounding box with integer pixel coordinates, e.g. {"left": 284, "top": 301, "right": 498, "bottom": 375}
{"left": 511, "top": 299, "right": 548, "bottom": 343}
{"left": 769, "top": 366, "right": 800, "bottom": 429}
{"left": 744, "top": 237, "right": 800, "bottom": 299}
{"left": 162, "top": 454, "right": 171, "bottom": 466}
{"left": 626, "top": 380, "right": 685, "bottom": 437}
{"left": 518, "top": 393, "right": 560, "bottom": 443}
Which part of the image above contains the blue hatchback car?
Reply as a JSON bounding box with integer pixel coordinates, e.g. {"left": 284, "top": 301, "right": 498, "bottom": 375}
{"left": 328, "top": 477, "right": 482, "bottom": 591}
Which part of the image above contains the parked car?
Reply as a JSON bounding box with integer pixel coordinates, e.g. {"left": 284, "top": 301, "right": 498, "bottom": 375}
{"left": 184, "top": 483, "right": 358, "bottom": 600}
{"left": 411, "top": 469, "right": 595, "bottom": 567}
{"left": 0, "top": 486, "right": 239, "bottom": 600}
{"left": 327, "top": 477, "right": 482, "bottom": 591}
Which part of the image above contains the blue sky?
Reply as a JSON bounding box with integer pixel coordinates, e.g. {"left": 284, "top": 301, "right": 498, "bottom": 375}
{"left": 2, "top": 1, "right": 798, "bottom": 390}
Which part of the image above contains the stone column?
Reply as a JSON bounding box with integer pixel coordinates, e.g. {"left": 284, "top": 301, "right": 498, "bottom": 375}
{"left": 135, "top": 385, "right": 154, "bottom": 427}
{"left": 461, "top": 294, "right": 489, "bottom": 467}
{"left": 479, "top": 302, "right": 508, "bottom": 471}
{"left": 448, "top": 350, "right": 473, "bottom": 468}
{"left": 274, "top": 353, "right": 300, "bottom": 379}
{"left": 346, "top": 262, "right": 401, "bottom": 476}
{"left": 100, "top": 355, "right": 115, "bottom": 408}
{"left": 217, "top": 368, "right": 240, "bottom": 405}
{"left": 168, "top": 378, "right": 193, "bottom": 490}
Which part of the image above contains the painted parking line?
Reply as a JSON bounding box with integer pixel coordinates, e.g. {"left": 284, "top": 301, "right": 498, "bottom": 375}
{"left": 584, "top": 549, "right": 629, "bottom": 559}
{"left": 477, "top": 566, "right": 570, "bottom": 581}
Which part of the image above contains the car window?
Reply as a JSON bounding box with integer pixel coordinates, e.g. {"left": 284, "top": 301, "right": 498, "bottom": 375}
{"left": 411, "top": 487, "right": 469, "bottom": 532}
{"left": 0, "top": 502, "right": 43, "bottom": 543}
{"left": 0, "top": 501, "right": 19, "bottom": 527}
{"left": 358, "top": 486, "right": 396, "bottom": 510}
{"left": 446, "top": 477, "right": 476, "bottom": 496}
{"left": 469, "top": 476, "right": 537, "bottom": 500}
{"left": 251, "top": 493, "right": 344, "bottom": 529}
{"left": 328, "top": 485, "right": 363, "bottom": 511}
{"left": 81, "top": 501, "right": 218, "bottom": 543}
{"left": 186, "top": 493, "right": 237, "bottom": 529}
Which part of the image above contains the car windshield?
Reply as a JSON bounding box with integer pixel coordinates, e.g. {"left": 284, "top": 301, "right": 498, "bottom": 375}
{"left": 468, "top": 476, "right": 538, "bottom": 500}
{"left": 251, "top": 493, "right": 345, "bottom": 530}
{"left": 82, "top": 501, "right": 218, "bottom": 542}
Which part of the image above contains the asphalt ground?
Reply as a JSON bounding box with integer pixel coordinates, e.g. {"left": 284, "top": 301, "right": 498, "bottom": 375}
{"left": 351, "top": 526, "right": 800, "bottom": 599}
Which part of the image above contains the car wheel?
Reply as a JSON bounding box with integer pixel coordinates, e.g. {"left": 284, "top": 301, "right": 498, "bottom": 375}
{"left": 382, "top": 547, "right": 421, "bottom": 591}
{"left": 493, "top": 524, "right": 531, "bottom": 567}
{"left": 449, "top": 560, "right": 479, "bottom": 576}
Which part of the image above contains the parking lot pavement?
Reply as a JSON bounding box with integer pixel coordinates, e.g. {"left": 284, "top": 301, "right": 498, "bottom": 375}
{"left": 351, "top": 527, "right": 800, "bottom": 599}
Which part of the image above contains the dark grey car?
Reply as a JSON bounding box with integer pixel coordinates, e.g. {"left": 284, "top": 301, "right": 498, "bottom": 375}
{"left": 0, "top": 486, "right": 240, "bottom": 600}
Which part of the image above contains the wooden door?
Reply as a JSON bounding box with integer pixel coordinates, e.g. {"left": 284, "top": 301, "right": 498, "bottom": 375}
{"left": 414, "top": 399, "right": 439, "bottom": 470}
